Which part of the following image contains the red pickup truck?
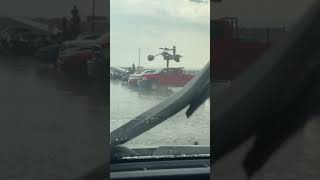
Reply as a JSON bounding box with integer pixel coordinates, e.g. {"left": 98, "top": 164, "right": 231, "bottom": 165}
{"left": 213, "top": 17, "right": 271, "bottom": 80}
{"left": 137, "top": 68, "right": 194, "bottom": 90}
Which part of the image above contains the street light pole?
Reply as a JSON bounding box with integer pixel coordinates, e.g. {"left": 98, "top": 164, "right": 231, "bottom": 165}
{"left": 92, "top": 0, "right": 95, "bottom": 32}
{"left": 165, "top": 46, "right": 176, "bottom": 68}
{"left": 139, "top": 48, "right": 141, "bottom": 67}
{"left": 168, "top": 46, "right": 176, "bottom": 68}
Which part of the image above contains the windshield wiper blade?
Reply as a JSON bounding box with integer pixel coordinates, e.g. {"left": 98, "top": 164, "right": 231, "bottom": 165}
{"left": 111, "top": 62, "right": 210, "bottom": 145}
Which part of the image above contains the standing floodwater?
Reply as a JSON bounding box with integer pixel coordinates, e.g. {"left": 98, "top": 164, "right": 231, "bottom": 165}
{"left": 110, "top": 79, "right": 210, "bottom": 148}
{"left": 0, "top": 55, "right": 106, "bottom": 179}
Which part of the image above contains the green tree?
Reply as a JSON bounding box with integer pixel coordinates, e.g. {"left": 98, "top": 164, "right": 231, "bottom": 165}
{"left": 70, "top": 5, "right": 81, "bottom": 39}
{"left": 132, "top": 63, "right": 136, "bottom": 74}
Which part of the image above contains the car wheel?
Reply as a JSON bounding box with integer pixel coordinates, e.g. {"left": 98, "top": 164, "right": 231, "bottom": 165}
{"left": 151, "top": 80, "right": 159, "bottom": 90}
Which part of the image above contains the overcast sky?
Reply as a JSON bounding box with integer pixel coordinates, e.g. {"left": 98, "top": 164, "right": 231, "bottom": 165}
{"left": 110, "top": 0, "right": 210, "bottom": 69}
{"left": 212, "top": 0, "right": 316, "bottom": 27}
{"left": 0, "top": 0, "right": 108, "bottom": 18}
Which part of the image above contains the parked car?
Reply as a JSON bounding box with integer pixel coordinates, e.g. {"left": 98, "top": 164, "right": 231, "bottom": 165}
{"left": 137, "top": 68, "right": 194, "bottom": 90}
{"left": 128, "top": 69, "right": 156, "bottom": 86}
{"left": 61, "top": 33, "right": 109, "bottom": 50}
{"left": 35, "top": 43, "right": 61, "bottom": 63}
{"left": 0, "top": 27, "right": 31, "bottom": 51}
{"left": 95, "top": 33, "right": 109, "bottom": 48}
{"left": 110, "top": 67, "right": 129, "bottom": 80}
{"left": 76, "top": 33, "right": 102, "bottom": 40}
{"left": 213, "top": 18, "right": 270, "bottom": 80}
{"left": 0, "top": 27, "right": 31, "bottom": 41}
{"left": 56, "top": 46, "right": 93, "bottom": 73}
{"left": 56, "top": 33, "right": 109, "bottom": 74}
{"left": 8, "top": 31, "right": 53, "bottom": 54}
{"left": 87, "top": 45, "right": 107, "bottom": 79}
{"left": 35, "top": 33, "right": 103, "bottom": 63}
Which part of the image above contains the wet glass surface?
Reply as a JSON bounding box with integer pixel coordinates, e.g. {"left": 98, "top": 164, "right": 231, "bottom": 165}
{"left": 110, "top": 0, "right": 210, "bottom": 156}
{"left": 110, "top": 80, "right": 210, "bottom": 148}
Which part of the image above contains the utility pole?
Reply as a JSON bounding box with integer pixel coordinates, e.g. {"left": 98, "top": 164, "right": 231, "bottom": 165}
{"left": 166, "top": 46, "right": 176, "bottom": 68}
{"left": 139, "top": 48, "right": 141, "bottom": 67}
{"left": 169, "top": 46, "right": 176, "bottom": 68}
{"left": 92, "top": 0, "right": 95, "bottom": 32}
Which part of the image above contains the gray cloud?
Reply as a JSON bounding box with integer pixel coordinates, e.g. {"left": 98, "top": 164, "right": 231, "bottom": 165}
{"left": 0, "top": 0, "right": 108, "bottom": 18}
{"left": 190, "top": 0, "right": 209, "bottom": 4}
{"left": 213, "top": 0, "right": 316, "bottom": 27}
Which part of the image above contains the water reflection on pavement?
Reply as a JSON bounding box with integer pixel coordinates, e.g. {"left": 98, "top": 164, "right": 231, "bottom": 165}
{"left": 0, "top": 55, "right": 106, "bottom": 180}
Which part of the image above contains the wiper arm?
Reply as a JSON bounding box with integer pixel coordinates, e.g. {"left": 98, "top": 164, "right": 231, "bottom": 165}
{"left": 111, "top": 144, "right": 137, "bottom": 162}
{"left": 111, "top": 62, "right": 210, "bottom": 145}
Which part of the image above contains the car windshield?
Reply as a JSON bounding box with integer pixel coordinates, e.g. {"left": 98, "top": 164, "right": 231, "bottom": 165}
{"left": 20, "top": 33, "right": 44, "bottom": 40}
{"left": 13, "top": 28, "right": 30, "bottom": 33}
{"left": 97, "top": 34, "right": 108, "bottom": 42}
{"left": 76, "top": 34, "right": 101, "bottom": 40}
{"left": 110, "top": 0, "right": 210, "bottom": 161}
{"left": 149, "top": 68, "right": 164, "bottom": 74}
{"left": 60, "top": 44, "right": 90, "bottom": 52}
{"left": 141, "top": 70, "right": 155, "bottom": 74}
{"left": 213, "top": 0, "right": 320, "bottom": 179}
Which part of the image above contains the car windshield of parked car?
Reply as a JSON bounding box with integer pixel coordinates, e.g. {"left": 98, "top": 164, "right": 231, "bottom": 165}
{"left": 97, "top": 34, "right": 108, "bottom": 42}
{"left": 142, "top": 70, "right": 155, "bottom": 74}
{"left": 110, "top": 0, "right": 210, "bottom": 161}
{"left": 76, "top": 34, "right": 101, "bottom": 40}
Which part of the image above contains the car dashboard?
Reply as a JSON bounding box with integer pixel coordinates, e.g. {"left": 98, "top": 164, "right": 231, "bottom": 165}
{"left": 111, "top": 159, "right": 210, "bottom": 180}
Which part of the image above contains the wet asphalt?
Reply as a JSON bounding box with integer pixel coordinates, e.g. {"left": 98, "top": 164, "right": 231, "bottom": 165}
{"left": 0, "top": 54, "right": 107, "bottom": 179}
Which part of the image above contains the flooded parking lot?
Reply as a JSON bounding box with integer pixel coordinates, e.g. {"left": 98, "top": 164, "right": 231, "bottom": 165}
{"left": 0, "top": 55, "right": 106, "bottom": 179}
{"left": 110, "top": 79, "right": 210, "bottom": 148}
